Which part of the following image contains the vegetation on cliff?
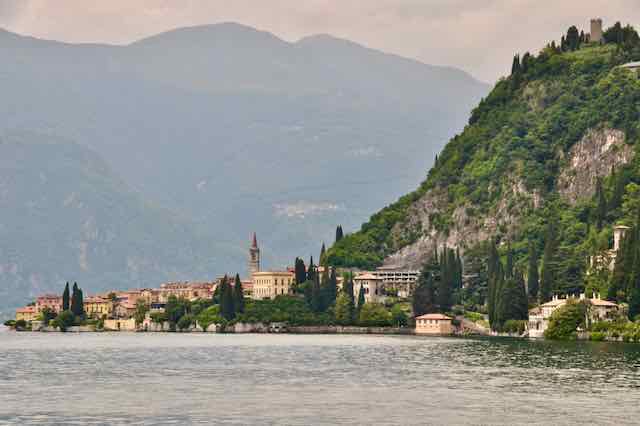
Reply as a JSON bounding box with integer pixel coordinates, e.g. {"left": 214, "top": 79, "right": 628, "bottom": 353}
{"left": 327, "top": 22, "right": 640, "bottom": 316}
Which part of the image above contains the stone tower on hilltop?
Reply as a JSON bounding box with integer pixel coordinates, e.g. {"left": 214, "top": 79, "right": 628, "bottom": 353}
{"left": 590, "top": 18, "right": 603, "bottom": 44}
{"left": 248, "top": 232, "right": 260, "bottom": 277}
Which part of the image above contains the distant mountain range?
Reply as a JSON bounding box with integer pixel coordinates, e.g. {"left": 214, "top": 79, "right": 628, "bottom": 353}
{"left": 0, "top": 23, "right": 489, "bottom": 318}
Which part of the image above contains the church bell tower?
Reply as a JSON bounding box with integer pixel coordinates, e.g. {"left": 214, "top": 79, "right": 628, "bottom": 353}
{"left": 248, "top": 232, "right": 260, "bottom": 277}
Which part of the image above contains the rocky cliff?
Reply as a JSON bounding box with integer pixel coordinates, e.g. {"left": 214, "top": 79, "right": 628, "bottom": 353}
{"left": 327, "top": 41, "right": 640, "bottom": 276}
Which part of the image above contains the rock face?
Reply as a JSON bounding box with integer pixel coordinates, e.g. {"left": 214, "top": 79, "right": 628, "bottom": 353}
{"left": 557, "top": 129, "right": 633, "bottom": 205}
{"left": 382, "top": 127, "right": 629, "bottom": 270}
{"left": 384, "top": 175, "right": 540, "bottom": 269}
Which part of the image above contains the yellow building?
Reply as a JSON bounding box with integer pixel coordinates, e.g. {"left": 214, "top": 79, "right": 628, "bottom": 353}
{"left": 84, "top": 297, "right": 114, "bottom": 319}
{"left": 251, "top": 271, "right": 294, "bottom": 300}
{"left": 415, "top": 313, "right": 454, "bottom": 335}
{"left": 15, "top": 306, "right": 38, "bottom": 322}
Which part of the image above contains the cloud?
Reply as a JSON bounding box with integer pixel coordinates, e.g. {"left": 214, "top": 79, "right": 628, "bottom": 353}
{"left": 1, "top": 0, "right": 640, "bottom": 81}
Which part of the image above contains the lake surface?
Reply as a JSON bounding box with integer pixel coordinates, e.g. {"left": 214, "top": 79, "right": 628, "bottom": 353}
{"left": 1, "top": 332, "right": 640, "bottom": 425}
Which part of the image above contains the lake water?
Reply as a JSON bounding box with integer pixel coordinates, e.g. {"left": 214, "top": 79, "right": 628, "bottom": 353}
{"left": 1, "top": 332, "right": 640, "bottom": 425}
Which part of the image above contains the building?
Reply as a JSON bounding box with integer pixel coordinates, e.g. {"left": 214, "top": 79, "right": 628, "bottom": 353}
{"left": 84, "top": 297, "right": 114, "bottom": 319}
{"left": 528, "top": 294, "right": 620, "bottom": 338}
{"left": 251, "top": 271, "right": 294, "bottom": 300}
{"left": 157, "top": 282, "right": 215, "bottom": 302}
{"left": 415, "top": 313, "right": 454, "bottom": 335}
{"left": 590, "top": 18, "right": 603, "bottom": 43}
{"left": 15, "top": 306, "right": 38, "bottom": 322}
{"left": 373, "top": 266, "right": 419, "bottom": 298}
{"left": 35, "top": 294, "right": 63, "bottom": 314}
{"left": 353, "top": 273, "right": 385, "bottom": 304}
{"left": 589, "top": 225, "right": 630, "bottom": 272}
{"left": 248, "top": 232, "right": 261, "bottom": 277}
{"left": 620, "top": 62, "right": 640, "bottom": 74}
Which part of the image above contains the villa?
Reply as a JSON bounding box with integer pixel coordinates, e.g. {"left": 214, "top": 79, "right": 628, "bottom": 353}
{"left": 415, "top": 313, "right": 454, "bottom": 335}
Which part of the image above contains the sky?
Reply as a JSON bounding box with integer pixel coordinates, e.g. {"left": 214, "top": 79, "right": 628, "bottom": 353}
{"left": 1, "top": 0, "right": 639, "bottom": 82}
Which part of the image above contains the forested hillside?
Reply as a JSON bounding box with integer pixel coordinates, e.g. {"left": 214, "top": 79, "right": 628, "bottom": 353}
{"left": 327, "top": 22, "right": 640, "bottom": 315}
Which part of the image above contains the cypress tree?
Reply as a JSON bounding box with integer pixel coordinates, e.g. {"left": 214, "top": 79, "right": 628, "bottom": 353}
{"left": 294, "top": 257, "right": 307, "bottom": 286}
{"left": 311, "top": 274, "right": 323, "bottom": 313}
{"left": 343, "top": 273, "right": 356, "bottom": 322}
{"left": 320, "top": 243, "right": 326, "bottom": 266}
{"left": 487, "top": 240, "right": 501, "bottom": 326}
{"left": 71, "top": 282, "right": 85, "bottom": 317}
{"left": 319, "top": 265, "right": 330, "bottom": 311}
{"left": 62, "top": 282, "right": 70, "bottom": 311}
{"left": 413, "top": 262, "right": 436, "bottom": 316}
{"left": 335, "top": 226, "right": 344, "bottom": 243}
{"left": 505, "top": 243, "right": 514, "bottom": 279}
{"left": 595, "top": 177, "right": 607, "bottom": 230}
{"left": 527, "top": 241, "right": 540, "bottom": 301}
{"left": 357, "top": 284, "right": 365, "bottom": 314}
{"left": 219, "top": 276, "right": 235, "bottom": 321}
{"left": 233, "top": 273, "right": 245, "bottom": 314}
{"left": 540, "top": 218, "right": 558, "bottom": 303}
{"left": 436, "top": 249, "right": 453, "bottom": 312}
{"left": 326, "top": 268, "right": 338, "bottom": 308}
{"left": 307, "top": 256, "right": 316, "bottom": 282}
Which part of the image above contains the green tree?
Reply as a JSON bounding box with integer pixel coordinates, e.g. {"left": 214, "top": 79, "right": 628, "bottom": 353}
{"left": 566, "top": 25, "right": 581, "bottom": 51}
{"left": 177, "top": 314, "right": 195, "bottom": 331}
{"left": 358, "top": 303, "right": 391, "bottom": 327}
{"left": 322, "top": 267, "right": 338, "bottom": 309}
{"left": 197, "top": 305, "right": 223, "bottom": 331}
{"left": 39, "top": 307, "right": 56, "bottom": 325}
{"left": 334, "top": 293, "right": 353, "bottom": 325}
{"left": 320, "top": 243, "right": 326, "bottom": 266}
{"left": 70, "top": 282, "right": 85, "bottom": 318}
{"left": 391, "top": 304, "right": 408, "bottom": 327}
{"left": 335, "top": 225, "right": 344, "bottom": 243}
{"left": 219, "top": 276, "right": 235, "bottom": 321}
{"left": 134, "top": 300, "right": 149, "bottom": 326}
{"left": 527, "top": 241, "right": 540, "bottom": 301}
{"left": 62, "top": 282, "right": 70, "bottom": 311}
{"left": 311, "top": 274, "right": 323, "bottom": 313}
{"left": 356, "top": 284, "right": 366, "bottom": 315}
{"left": 544, "top": 300, "right": 587, "bottom": 340}
{"left": 53, "top": 310, "right": 75, "bottom": 331}
{"left": 594, "top": 177, "right": 607, "bottom": 230}
{"left": 413, "top": 259, "right": 436, "bottom": 316}
{"left": 540, "top": 218, "right": 558, "bottom": 303}
{"left": 233, "top": 273, "right": 245, "bottom": 314}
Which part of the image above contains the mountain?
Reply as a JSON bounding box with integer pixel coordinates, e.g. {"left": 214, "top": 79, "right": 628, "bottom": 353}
{"left": 0, "top": 23, "right": 488, "bottom": 316}
{"left": 0, "top": 131, "right": 238, "bottom": 319}
{"left": 327, "top": 29, "right": 640, "bottom": 299}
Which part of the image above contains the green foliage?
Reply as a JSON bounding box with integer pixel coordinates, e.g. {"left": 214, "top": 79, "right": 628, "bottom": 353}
{"left": 502, "top": 319, "right": 527, "bottom": 334}
{"left": 70, "top": 282, "right": 85, "bottom": 318}
{"left": 62, "top": 282, "right": 70, "bottom": 312}
{"left": 233, "top": 274, "right": 245, "bottom": 314}
{"left": 358, "top": 303, "right": 392, "bottom": 327}
{"left": 150, "top": 311, "right": 168, "bottom": 325}
{"left": 14, "top": 319, "right": 27, "bottom": 330}
{"left": 134, "top": 301, "right": 149, "bottom": 326}
{"left": 177, "top": 314, "right": 195, "bottom": 331}
{"left": 53, "top": 310, "right": 75, "bottom": 332}
{"left": 390, "top": 304, "right": 408, "bottom": 327}
{"left": 39, "top": 307, "right": 56, "bottom": 325}
{"left": 219, "top": 276, "right": 235, "bottom": 321}
{"left": 334, "top": 293, "right": 354, "bottom": 326}
{"left": 237, "top": 296, "right": 331, "bottom": 326}
{"left": 544, "top": 300, "right": 587, "bottom": 340}
{"left": 196, "top": 305, "right": 223, "bottom": 330}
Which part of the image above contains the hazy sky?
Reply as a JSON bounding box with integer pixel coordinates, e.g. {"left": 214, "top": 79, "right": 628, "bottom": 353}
{"left": 1, "top": 0, "right": 639, "bottom": 82}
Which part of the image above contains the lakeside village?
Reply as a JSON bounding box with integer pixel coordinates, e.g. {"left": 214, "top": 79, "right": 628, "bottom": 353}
{"left": 5, "top": 223, "right": 637, "bottom": 342}
{"left": 10, "top": 19, "right": 640, "bottom": 343}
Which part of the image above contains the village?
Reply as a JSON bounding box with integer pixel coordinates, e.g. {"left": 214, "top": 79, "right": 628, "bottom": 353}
{"left": 10, "top": 227, "right": 627, "bottom": 339}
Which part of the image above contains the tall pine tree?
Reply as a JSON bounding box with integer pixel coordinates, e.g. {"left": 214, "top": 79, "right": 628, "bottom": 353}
{"left": 233, "top": 273, "right": 245, "bottom": 314}
{"left": 62, "top": 282, "right": 70, "bottom": 311}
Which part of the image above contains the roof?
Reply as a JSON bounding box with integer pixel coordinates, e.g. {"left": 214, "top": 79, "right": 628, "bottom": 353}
{"left": 16, "top": 306, "right": 37, "bottom": 313}
{"left": 354, "top": 273, "right": 383, "bottom": 280}
{"left": 590, "top": 298, "right": 618, "bottom": 307}
{"left": 416, "top": 313, "right": 452, "bottom": 320}
{"left": 541, "top": 298, "right": 567, "bottom": 307}
{"left": 621, "top": 61, "right": 640, "bottom": 69}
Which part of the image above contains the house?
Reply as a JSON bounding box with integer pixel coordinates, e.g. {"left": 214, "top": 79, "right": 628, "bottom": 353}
{"left": 528, "top": 294, "right": 620, "bottom": 338}
{"left": 373, "top": 266, "right": 419, "bottom": 298}
{"left": 251, "top": 271, "right": 295, "bottom": 300}
{"left": 353, "top": 273, "right": 385, "bottom": 304}
{"left": 415, "top": 313, "right": 454, "bottom": 335}
{"left": 84, "top": 297, "right": 114, "bottom": 319}
{"left": 15, "top": 306, "right": 38, "bottom": 322}
{"left": 35, "top": 294, "right": 63, "bottom": 314}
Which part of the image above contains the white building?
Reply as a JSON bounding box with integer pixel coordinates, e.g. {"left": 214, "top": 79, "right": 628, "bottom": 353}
{"left": 528, "top": 294, "right": 619, "bottom": 338}
{"left": 373, "top": 267, "right": 419, "bottom": 298}
{"left": 353, "top": 273, "right": 385, "bottom": 304}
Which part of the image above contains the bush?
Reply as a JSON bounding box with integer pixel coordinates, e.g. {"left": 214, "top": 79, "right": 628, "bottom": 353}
{"left": 464, "top": 311, "right": 485, "bottom": 322}
{"left": 358, "top": 303, "right": 392, "bottom": 327}
{"left": 544, "top": 300, "right": 587, "bottom": 340}
{"left": 4, "top": 320, "right": 16, "bottom": 327}
{"left": 52, "top": 310, "right": 75, "bottom": 332}
{"left": 503, "top": 319, "right": 527, "bottom": 334}
{"left": 590, "top": 331, "right": 606, "bottom": 341}
{"left": 177, "top": 314, "right": 195, "bottom": 331}
{"left": 196, "top": 306, "right": 223, "bottom": 331}
{"left": 14, "top": 319, "right": 27, "bottom": 330}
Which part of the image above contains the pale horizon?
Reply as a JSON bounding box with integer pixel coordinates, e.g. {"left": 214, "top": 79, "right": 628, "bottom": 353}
{"left": 2, "top": 0, "right": 640, "bottom": 82}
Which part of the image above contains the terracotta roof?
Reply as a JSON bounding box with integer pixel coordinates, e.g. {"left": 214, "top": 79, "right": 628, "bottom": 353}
{"left": 16, "top": 306, "right": 37, "bottom": 313}
{"left": 416, "top": 313, "right": 452, "bottom": 320}
{"left": 541, "top": 298, "right": 567, "bottom": 307}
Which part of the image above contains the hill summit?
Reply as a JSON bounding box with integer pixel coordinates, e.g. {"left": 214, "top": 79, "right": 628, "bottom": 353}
{"left": 328, "top": 19, "right": 640, "bottom": 299}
